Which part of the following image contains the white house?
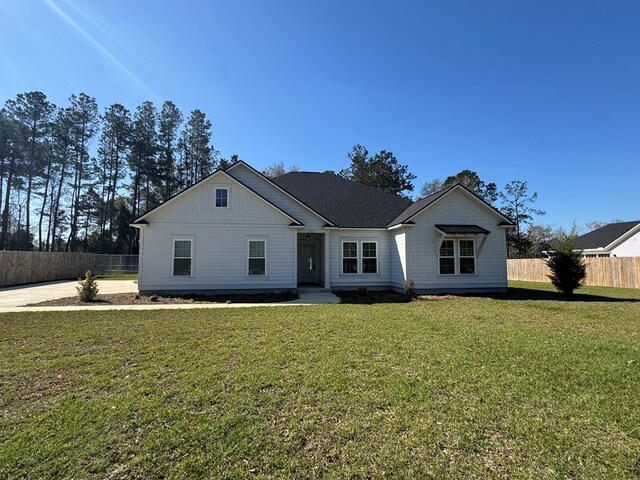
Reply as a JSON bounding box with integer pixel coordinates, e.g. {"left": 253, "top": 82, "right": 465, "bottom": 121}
{"left": 131, "top": 161, "right": 514, "bottom": 294}
{"left": 575, "top": 220, "right": 640, "bottom": 257}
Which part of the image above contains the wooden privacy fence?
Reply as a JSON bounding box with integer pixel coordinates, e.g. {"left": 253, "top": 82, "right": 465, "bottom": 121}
{"left": 508, "top": 257, "right": 640, "bottom": 289}
{"left": 0, "top": 251, "right": 96, "bottom": 288}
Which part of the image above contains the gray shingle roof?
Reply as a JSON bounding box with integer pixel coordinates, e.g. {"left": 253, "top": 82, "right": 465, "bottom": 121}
{"left": 273, "top": 172, "right": 413, "bottom": 228}
{"left": 575, "top": 221, "right": 640, "bottom": 249}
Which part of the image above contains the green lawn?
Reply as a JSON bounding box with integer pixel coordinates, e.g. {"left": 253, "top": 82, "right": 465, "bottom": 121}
{"left": 1, "top": 283, "right": 639, "bottom": 479}
{"left": 97, "top": 272, "right": 138, "bottom": 281}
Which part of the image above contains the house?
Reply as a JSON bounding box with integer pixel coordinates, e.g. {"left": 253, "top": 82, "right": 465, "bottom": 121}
{"left": 575, "top": 220, "right": 640, "bottom": 257}
{"left": 131, "top": 161, "right": 514, "bottom": 294}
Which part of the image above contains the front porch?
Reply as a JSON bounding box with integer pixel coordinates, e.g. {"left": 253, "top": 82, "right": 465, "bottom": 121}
{"left": 295, "top": 232, "right": 330, "bottom": 290}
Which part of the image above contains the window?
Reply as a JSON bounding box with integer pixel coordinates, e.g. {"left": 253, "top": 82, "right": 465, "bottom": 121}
{"left": 439, "top": 239, "right": 476, "bottom": 275}
{"left": 362, "top": 242, "right": 378, "bottom": 274}
{"left": 342, "top": 242, "right": 358, "bottom": 274}
{"left": 173, "top": 239, "right": 192, "bottom": 276}
{"left": 248, "top": 240, "right": 266, "bottom": 275}
{"left": 341, "top": 241, "right": 378, "bottom": 274}
{"left": 439, "top": 240, "right": 455, "bottom": 275}
{"left": 459, "top": 240, "right": 475, "bottom": 274}
{"left": 215, "top": 188, "right": 228, "bottom": 207}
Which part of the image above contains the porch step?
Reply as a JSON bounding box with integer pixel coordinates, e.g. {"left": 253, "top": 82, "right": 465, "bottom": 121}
{"left": 297, "top": 287, "right": 330, "bottom": 293}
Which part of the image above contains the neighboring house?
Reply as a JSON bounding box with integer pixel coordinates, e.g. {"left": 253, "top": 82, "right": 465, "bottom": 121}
{"left": 131, "top": 161, "right": 514, "bottom": 294}
{"left": 575, "top": 220, "right": 640, "bottom": 257}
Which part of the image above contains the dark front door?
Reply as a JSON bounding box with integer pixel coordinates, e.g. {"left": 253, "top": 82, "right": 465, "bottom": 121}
{"left": 298, "top": 244, "right": 316, "bottom": 284}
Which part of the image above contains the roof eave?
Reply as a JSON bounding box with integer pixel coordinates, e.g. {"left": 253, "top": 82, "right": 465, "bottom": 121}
{"left": 604, "top": 222, "right": 640, "bottom": 251}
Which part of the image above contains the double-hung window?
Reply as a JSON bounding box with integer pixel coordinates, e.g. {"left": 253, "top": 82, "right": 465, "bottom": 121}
{"left": 439, "top": 240, "right": 455, "bottom": 275}
{"left": 173, "top": 239, "right": 192, "bottom": 276}
{"left": 439, "top": 239, "right": 475, "bottom": 275}
{"left": 341, "top": 241, "right": 378, "bottom": 274}
{"left": 362, "top": 242, "right": 378, "bottom": 273}
{"left": 342, "top": 242, "right": 358, "bottom": 274}
{"left": 248, "top": 240, "right": 266, "bottom": 276}
{"left": 458, "top": 240, "right": 475, "bottom": 274}
{"left": 215, "top": 188, "right": 228, "bottom": 207}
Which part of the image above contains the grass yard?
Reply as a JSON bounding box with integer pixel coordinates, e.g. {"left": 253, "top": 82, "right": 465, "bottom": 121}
{"left": 97, "top": 273, "right": 138, "bottom": 281}
{"left": 1, "top": 283, "right": 639, "bottom": 478}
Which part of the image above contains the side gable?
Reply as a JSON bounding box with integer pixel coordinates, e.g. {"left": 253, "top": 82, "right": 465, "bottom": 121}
{"left": 226, "top": 161, "right": 334, "bottom": 229}
{"left": 132, "top": 169, "right": 302, "bottom": 226}
{"left": 389, "top": 183, "right": 514, "bottom": 228}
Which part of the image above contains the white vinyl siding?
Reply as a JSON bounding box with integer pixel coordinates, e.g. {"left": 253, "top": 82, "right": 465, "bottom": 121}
{"left": 248, "top": 239, "right": 267, "bottom": 276}
{"left": 173, "top": 239, "right": 192, "bottom": 277}
{"left": 404, "top": 187, "right": 508, "bottom": 291}
{"left": 390, "top": 230, "right": 407, "bottom": 288}
{"left": 227, "top": 163, "right": 327, "bottom": 229}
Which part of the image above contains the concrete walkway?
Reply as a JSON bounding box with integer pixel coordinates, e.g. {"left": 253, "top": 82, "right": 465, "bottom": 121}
{"left": 0, "top": 281, "right": 340, "bottom": 313}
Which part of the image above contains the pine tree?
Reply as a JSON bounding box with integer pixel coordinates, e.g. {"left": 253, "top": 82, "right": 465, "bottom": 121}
{"left": 158, "top": 101, "right": 183, "bottom": 201}
{"left": 546, "top": 236, "right": 587, "bottom": 295}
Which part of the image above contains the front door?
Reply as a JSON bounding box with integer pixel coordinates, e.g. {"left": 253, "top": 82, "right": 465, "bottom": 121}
{"left": 298, "top": 244, "right": 316, "bottom": 284}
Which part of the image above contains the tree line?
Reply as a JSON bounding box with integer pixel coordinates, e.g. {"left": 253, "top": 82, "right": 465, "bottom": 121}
{"left": 0, "top": 90, "right": 553, "bottom": 257}
{"left": 0, "top": 91, "right": 237, "bottom": 254}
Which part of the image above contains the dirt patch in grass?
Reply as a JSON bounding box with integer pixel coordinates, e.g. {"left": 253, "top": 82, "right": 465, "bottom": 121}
{"left": 26, "top": 291, "right": 298, "bottom": 306}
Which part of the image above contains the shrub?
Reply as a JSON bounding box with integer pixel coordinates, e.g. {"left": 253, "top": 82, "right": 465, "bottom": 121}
{"left": 76, "top": 270, "right": 99, "bottom": 302}
{"left": 357, "top": 287, "right": 368, "bottom": 297}
{"left": 403, "top": 279, "right": 415, "bottom": 299}
{"left": 545, "top": 236, "right": 587, "bottom": 295}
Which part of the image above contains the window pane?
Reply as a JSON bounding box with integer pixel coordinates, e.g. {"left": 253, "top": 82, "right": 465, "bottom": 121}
{"left": 343, "top": 258, "right": 358, "bottom": 274}
{"left": 363, "top": 258, "right": 377, "bottom": 273}
{"left": 216, "top": 189, "right": 228, "bottom": 207}
{"left": 439, "top": 258, "right": 455, "bottom": 274}
{"left": 460, "top": 257, "right": 475, "bottom": 274}
{"left": 440, "top": 240, "right": 454, "bottom": 257}
{"left": 174, "top": 240, "right": 191, "bottom": 258}
{"left": 249, "top": 240, "right": 265, "bottom": 258}
{"left": 248, "top": 258, "right": 266, "bottom": 275}
{"left": 343, "top": 242, "right": 357, "bottom": 258}
{"left": 362, "top": 242, "right": 376, "bottom": 258}
{"left": 174, "top": 258, "right": 191, "bottom": 276}
{"left": 459, "top": 240, "right": 474, "bottom": 257}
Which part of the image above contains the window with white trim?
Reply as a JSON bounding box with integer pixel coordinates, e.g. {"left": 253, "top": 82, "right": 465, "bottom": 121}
{"left": 439, "top": 239, "right": 476, "bottom": 275}
{"left": 459, "top": 239, "right": 475, "bottom": 274}
{"left": 439, "top": 240, "right": 455, "bottom": 275}
{"left": 342, "top": 241, "right": 358, "bottom": 274}
{"left": 341, "top": 240, "right": 379, "bottom": 274}
{"left": 362, "top": 242, "right": 378, "bottom": 274}
{"left": 215, "top": 188, "right": 228, "bottom": 207}
{"left": 248, "top": 240, "right": 266, "bottom": 276}
{"left": 173, "top": 239, "right": 192, "bottom": 276}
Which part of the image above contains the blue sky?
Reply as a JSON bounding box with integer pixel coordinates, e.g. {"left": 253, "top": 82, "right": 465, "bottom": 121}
{"left": 1, "top": 0, "right": 639, "bottom": 230}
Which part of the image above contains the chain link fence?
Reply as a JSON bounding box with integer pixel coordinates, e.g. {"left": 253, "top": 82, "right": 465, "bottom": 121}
{"left": 94, "top": 255, "right": 139, "bottom": 276}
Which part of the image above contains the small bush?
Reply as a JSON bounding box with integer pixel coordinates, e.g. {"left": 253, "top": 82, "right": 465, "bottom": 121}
{"left": 403, "top": 279, "right": 415, "bottom": 299}
{"left": 545, "top": 236, "right": 587, "bottom": 295}
{"left": 357, "top": 287, "right": 368, "bottom": 297}
{"left": 76, "top": 270, "right": 99, "bottom": 302}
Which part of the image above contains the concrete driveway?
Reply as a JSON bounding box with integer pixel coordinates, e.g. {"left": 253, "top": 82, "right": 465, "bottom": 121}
{"left": 0, "top": 280, "right": 138, "bottom": 308}
{"left": 0, "top": 281, "right": 340, "bottom": 312}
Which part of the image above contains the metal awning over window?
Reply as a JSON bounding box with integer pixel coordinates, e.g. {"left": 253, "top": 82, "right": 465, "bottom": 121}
{"left": 435, "top": 224, "right": 490, "bottom": 235}
{"left": 434, "top": 224, "right": 490, "bottom": 257}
